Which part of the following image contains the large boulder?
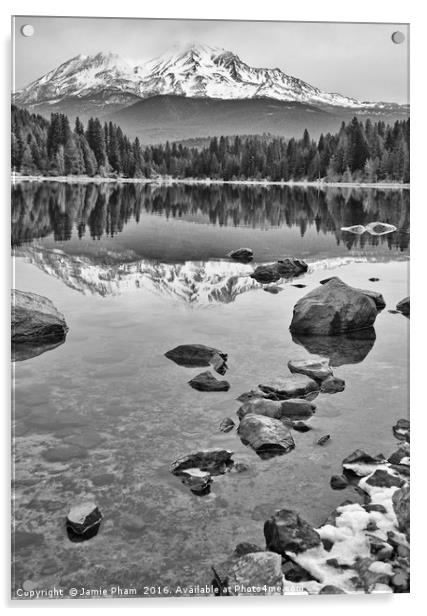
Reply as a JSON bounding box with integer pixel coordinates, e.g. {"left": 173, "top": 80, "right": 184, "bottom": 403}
{"left": 290, "top": 278, "right": 378, "bottom": 335}
{"left": 259, "top": 374, "right": 319, "bottom": 400}
{"left": 287, "top": 357, "right": 332, "bottom": 381}
{"left": 238, "top": 415, "right": 295, "bottom": 456}
{"left": 319, "top": 276, "right": 385, "bottom": 309}
{"left": 11, "top": 290, "right": 68, "bottom": 360}
{"left": 188, "top": 371, "right": 230, "bottom": 392}
{"left": 238, "top": 397, "right": 315, "bottom": 421}
{"left": 264, "top": 509, "right": 321, "bottom": 554}
{"left": 250, "top": 258, "right": 308, "bottom": 284}
{"left": 165, "top": 344, "right": 227, "bottom": 374}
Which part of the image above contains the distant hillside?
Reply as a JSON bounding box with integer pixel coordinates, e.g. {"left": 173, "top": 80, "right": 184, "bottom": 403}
{"left": 110, "top": 95, "right": 409, "bottom": 144}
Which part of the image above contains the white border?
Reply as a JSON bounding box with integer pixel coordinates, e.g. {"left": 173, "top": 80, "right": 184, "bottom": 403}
{"left": 1, "top": 1, "right": 425, "bottom": 614}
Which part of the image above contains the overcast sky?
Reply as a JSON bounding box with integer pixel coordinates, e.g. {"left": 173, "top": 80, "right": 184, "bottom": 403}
{"left": 13, "top": 17, "right": 409, "bottom": 103}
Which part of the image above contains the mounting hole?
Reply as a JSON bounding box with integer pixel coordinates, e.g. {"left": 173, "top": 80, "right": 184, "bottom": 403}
{"left": 21, "top": 24, "right": 34, "bottom": 37}
{"left": 391, "top": 31, "right": 405, "bottom": 44}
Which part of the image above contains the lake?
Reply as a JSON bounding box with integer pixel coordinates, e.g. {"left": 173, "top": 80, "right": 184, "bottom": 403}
{"left": 12, "top": 181, "right": 409, "bottom": 597}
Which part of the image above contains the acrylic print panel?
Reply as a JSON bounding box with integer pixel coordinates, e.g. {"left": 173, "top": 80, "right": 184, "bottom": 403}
{"left": 11, "top": 16, "right": 409, "bottom": 600}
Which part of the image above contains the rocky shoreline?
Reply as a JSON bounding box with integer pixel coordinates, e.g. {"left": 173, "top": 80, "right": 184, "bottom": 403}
{"left": 11, "top": 251, "right": 410, "bottom": 597}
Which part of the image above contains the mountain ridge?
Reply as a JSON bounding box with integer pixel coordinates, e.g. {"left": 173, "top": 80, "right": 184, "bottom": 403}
{"left": 14, "top": 43, "right": 405, "bottom": 111}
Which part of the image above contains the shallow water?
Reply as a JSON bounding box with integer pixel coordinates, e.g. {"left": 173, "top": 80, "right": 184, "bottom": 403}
{"left": 12, "top": 182, "right": 409, "bottom": 598}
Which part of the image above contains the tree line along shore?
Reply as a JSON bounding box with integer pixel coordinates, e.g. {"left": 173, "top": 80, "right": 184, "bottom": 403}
{"left": 12, "top": 105, "right": 409, "bottom": 184}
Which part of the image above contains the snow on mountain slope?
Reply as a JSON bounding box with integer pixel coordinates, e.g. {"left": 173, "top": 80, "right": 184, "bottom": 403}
{"left": 14, "top": 43, "right": 387, "bottom": 110}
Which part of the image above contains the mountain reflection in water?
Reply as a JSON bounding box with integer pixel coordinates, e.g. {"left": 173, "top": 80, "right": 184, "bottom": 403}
{"left": 12, "top": 182, "right": 409, "bottom": 253}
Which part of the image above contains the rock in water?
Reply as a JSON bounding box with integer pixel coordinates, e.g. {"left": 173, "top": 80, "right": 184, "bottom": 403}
{"left": 340, "top": 225, "right": 366, "bottom": 235}
{"left": 250, "top": 258, "right": 308, "bottom": 284}
{"left": 66, "top": 502, "right": 102, "bottom": 541}
{"left": 365, "top": 222, "right": 397, "bottom": 236}
{"left": 290, "top": 278, "right": 378, "bottom": 335}
{"left": 288, "top": 357, "right": 332, "bottom": 381}
{"left": 259, "top": 374, "right": 319, "bottom": 400}
{"left": 292, "top": 328, "right": 376, "bottom": 367}
{"left": 165, "top": 344, "right": 228, "bottom": 374}
{"left": 292, "top": 421, "right": 312, "bottom": 432}
{"left": 238, "top": 415, "right": 295, "bottom": 456}
{"left": 396, "top": 297, "right": 410, "bottom": 316}
{"left": 227, "top": 248, "right": 253, "bottom": 262}
{"left": 276, "top": 258, "right": 308, "bottom": 277}
{"left": 250, "top": 264, "right": 281, "bottom": 284}
{"left": 11, "top": 290, "right": 68, "bottom": 360}
{"left": 214, "top": 552, "right": 284, "bottom": 596}
{"left": 219, "top": 417, "right": 235, "bottom": 433}
{"left": 320, "top": 376, "right": 345, "bottom": 393}
{"left": 392, "top": 485, "right": 410, "bottom": 538}
{"left": 263, "top": 284, "right": 282, "bottom": 294}
{"left": 358, "top": 288, "right": 386, "bottom": 310}
{"left": 238, "top": 397, "right": 315, "bottom": 421}
{"left": 171, "top": 449, "right": 233, "bottom": 476}
{"left": 264, "top": 509, "right": 321, "bottom": 554}
{"left": 330, "top": 475, "right": 348, "bottom": 490}
{"left": 317, "top": 434, "right": 331, "bottom": 446}
{"left": 188, "top": 371, "right": 230, "bottom": 392}
{"left": 319, "top": 277, "right": 385, "bottom": 310}
{"left": 393, "top": 418, "right": 410, "bottom": 442}
{"left": 178, "top": 468, "right": 212, "bottom": 495}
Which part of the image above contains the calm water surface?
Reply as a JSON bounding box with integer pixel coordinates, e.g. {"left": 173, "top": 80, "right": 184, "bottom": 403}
{"left": 12, "top": 182, "right": 409, "bottom": 597}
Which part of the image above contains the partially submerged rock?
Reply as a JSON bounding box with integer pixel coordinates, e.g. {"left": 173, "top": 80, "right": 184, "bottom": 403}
{"left": 292, "top": 421, "right": 312, "bottom": 433}
{"left": 392, "top": 419, "right": 410, "bottom": 442}
{"left": 238, "top": 415, "right": 295, "bottom": 457}
{"left": 340, "top": 225, "right": 366, "bottom": 235}
{"left": 213, "top": 551, "right": 284, "bottom": 596}
{"left": 250, "top": 258, "right": 308, "bottom": 284}
{"left": 263, "top": 284, "right": 283, "bottom": 294}
{"left": 292, "top": 327, "right": 376, "bottom": 367}
{"left": 317, "top": 434, "right": 331, "bottom": 446}
{"left": 171, "top": 449, "right": 233, "bottom": 476}
{"left": 320, "top": 376, "right": 345, "bottom": 394}
{"left": 264, "top": 509, "right": 321, "bottom": 554}
{"left": 11, "top": 290, "right": 68, "bottom": 361}
{"left": 330, "top": 475, "right": 348, "bottom": 490}
{"left": 288, "top": 357, "right": 332, "bottom": 381}
{"left": 219, "top": 417, "right": 235, "bottom": 433}
{"left": 365, "top": 222, "right": 397, "bottom": 236}
{"left": 342, "top": 449, "right": 386, "bottom": 476}
{"left": 227, "top": 247, "right": 253, "bottom": 262}
{"left": 188, "top": 371, "right": 230, "bottom": 392}
{"left": 392, "top": 485, "right": 410, "bottom": 538}
{"left": 179, "top": 468, "right": 212, "bottom": 496}
{"left": 66, "top": 502, "right": 102, "bottom": 541}
{"left": 165, "top": 344, "right": 228, "bottom": 374}
{"left": 396, "top": 297, "right": 410, "bottom": 316}
{"left": 237, "top": 397, "right": 315, "bottom": 421}
{"left": 290, "top": 278, "right": 378, "bottom": 335}
{"left": 259, "top": 374, "right": 319, "bottom": 400}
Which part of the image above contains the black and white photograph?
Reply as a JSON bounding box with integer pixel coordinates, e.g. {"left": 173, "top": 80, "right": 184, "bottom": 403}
{"left": 11, "top": 15, "right": 410, "bottom": 600}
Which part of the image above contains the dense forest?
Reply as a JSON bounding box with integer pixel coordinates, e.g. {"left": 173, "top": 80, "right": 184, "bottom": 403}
{"left": 11, "top": 105, "right": 410, "bottom": 183}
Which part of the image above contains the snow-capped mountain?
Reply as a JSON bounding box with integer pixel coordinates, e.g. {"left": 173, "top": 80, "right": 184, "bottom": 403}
{"left": 14, "top": 43, "right": 388, "bottom": 110}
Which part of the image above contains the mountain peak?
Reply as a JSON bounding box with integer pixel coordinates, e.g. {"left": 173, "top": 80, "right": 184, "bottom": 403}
{"left": 14, "top": 42, "right": 386, "bottom": 110}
